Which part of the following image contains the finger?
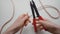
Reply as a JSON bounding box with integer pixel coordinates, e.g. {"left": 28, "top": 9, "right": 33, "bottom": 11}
{"left": 24, "top": 20, "right": 31, "bottom": 26}
{"left": 23, "top": 14, "right": 29, "bottom": 21}
{"left": 24, "top": 20, "right": 29, "bottom": 26}
{"left": 19, "top": 13, "right": 29, "bottom": 18}
{"left": 17, "top": 14, "right": 26, "bottom": 20}
{"left": 36, "top": 24, "right": 44, "bottom": 31}
{"left": 36, "top": 20, "right": 46, "bottom": 25}
{"left": 23, "top": 13, "right": 31, "bottom": 26}
{"left": 39, "top": 26, "right": 44, "bottom": 31}
{"left": 22, "top": 14, "right": 29, "bottom": 24}
{"left": 36, "top": 24, "right": 42, "bottom": 28}
{"left": 36, "top": 20, "right": 48, "bottom": 30}
{"left": 15, "top": 14, "right": 28, "bottom": 22}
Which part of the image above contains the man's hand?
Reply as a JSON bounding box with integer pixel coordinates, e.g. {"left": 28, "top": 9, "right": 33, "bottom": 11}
{"left": 36, "top": 19, "right": 60, "bottom": 34}
{"left": 3, "top": 13, "right": 29, "bottom": 34}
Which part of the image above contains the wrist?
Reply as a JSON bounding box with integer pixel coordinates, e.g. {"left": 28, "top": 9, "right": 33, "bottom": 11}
{"left": 3, "top": 31, "right": 13, "bottom": 34}
{"left": 53, "top": 26, "right": 60, "bottom": 34}
{"left": 3, "top": 27, "right": 19, "bottom": 34}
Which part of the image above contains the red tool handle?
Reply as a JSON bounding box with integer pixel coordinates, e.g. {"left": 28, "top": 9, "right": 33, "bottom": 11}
{"left": 33, "top": 16, "right": 44, "bottom": 32}
{"left": 33, "top": 16, "right": 47, "bottom": 32}
{"left": 33, "top": 18, "right": 37, "bottom": 32}
{"left": 39, "top": 16, "right": 44, "bottom": 20}
{"left": 39, "top": 16, "right": 47, "bottom": 30}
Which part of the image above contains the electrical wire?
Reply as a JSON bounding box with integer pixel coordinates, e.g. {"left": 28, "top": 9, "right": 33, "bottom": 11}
{"left": 0, "top": 0, "right": 60, "bottom": 34}
{"left": 38, "top": 0, "right": 60, "bottom": 19}
{"left": 0, "top": 0, "right": 15, "bottom": 34}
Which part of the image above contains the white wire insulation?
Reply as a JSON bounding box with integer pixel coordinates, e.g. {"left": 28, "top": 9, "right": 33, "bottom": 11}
{"left": 38, "top": 0, "right": 60, "bottom": 19}
{"left": 0, "top": 0, "right": 15, "bottom": 34}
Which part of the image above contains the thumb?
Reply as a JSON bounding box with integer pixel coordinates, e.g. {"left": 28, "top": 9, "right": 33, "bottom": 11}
{"left": 36, "top": 20, "right": 47, "bottom": 26}
{"left": 36, "top": 20, "right": 50, "bottom": 30}
{"left": 22, "top": 14, "right": 29, "bottom": 25}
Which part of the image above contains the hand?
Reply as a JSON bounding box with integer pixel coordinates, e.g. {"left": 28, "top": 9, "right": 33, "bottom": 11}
{"left": 3, "top": 13, "right": 29, "bottom": 34}
{"left": 36, "top": 19, "right": 60, "bottom": 34}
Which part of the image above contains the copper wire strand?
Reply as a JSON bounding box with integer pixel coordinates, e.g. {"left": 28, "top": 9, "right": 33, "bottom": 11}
{"left": 0, "top": 0, "right": 60, "bottom": 34}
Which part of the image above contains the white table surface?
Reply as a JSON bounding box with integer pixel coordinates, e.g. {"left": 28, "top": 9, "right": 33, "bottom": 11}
{"left": 0, "top": 0, "right": 60, "bottom": 34}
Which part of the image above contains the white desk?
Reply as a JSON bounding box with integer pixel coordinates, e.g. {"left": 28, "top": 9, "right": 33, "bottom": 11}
{"left": 0, "top": 0, "right": 60, "bottom": 34}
